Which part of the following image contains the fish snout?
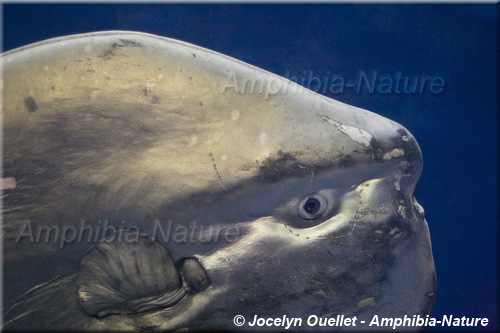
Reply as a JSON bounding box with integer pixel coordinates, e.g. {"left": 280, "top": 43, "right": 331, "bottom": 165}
{"left": 374, "top": 125, "right": 423, "bottom": 196}
{"left": 316, "top": 110, "right": 423, "bottom": 191}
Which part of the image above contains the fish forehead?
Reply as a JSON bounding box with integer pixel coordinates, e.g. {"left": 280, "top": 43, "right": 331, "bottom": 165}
{"left": 2, "top": 31, "right": 415, "bottom": 190}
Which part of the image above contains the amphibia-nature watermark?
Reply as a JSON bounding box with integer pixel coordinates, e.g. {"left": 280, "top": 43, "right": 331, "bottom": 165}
{"left": 15, "top": 219, "right": 240, "bottom": 248}
{"left": 220, "top": 69, "right": 445, "bottom": 99}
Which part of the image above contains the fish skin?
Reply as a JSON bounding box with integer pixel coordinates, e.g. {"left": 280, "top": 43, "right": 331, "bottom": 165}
{"left": 1, "top": 31, "right": 435, "bottom": 330}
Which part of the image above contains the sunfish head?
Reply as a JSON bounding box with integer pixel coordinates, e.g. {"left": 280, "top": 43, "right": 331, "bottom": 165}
{"left": 1, "top": 31, "right": 435, "bottom": 330}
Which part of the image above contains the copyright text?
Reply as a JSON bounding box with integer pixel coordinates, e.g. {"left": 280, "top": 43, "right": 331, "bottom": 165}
{"left": 232, "top": 314, "right": 489, "bottom": 329}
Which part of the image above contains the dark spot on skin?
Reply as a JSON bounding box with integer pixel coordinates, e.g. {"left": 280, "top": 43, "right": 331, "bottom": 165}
{"left": 139, "top": 125, "right": 154, "bottom": 134}
{"left": 397, "top": 128, "right": 408, "bottom": 137}
{"left": 111, "top": 277, "right": 122, "bottom": 289}
{"left": 259, "top": 151, "right": 310, "bottom": 182}
{"left": 369, "top": 138, "right": 386, "bottom": 162}
{"left": 259, "top": 150, "right": 357, "bottom": 183}
{"left": 99, "top": 49, "right": 116, "bottom": 59}
{"left": 106, "top": 40, "right": 142, "bottom": 56}
{"left": 141, "top": 88, "right": 160, "bottom": 104}
{"left": 151, "top": 96, "right": 160, "bottom": 105}
{"left": 337, "top": 155, "right": 356, "bottom": 168}
{"left": 24, "top": 97, "right": 38, "bottom": 113}
{"left": 240, "top": 163, "right": 257, "bottom": 171}
{"left": 119, "top": 39, "right": 144, "bottom": 47}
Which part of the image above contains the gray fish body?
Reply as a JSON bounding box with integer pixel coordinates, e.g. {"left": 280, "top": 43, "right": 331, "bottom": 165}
{"left": 1, "top": 31, "right": 435, "bottom": 330}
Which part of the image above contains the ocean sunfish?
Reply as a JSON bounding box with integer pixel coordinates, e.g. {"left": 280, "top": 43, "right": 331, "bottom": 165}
{"left": 1, "top": 31, "right": 436, "bottom": 331}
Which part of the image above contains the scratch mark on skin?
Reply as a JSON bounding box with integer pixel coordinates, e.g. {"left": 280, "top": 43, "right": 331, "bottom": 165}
{"left": 284, "top": 224, "right": 300, "bottom": 237}
{"left": 199, "top": 101, "right": 208, "bottom": 120}
{"left": 4, "top": 275, "right": 62, "bottom": 317}
{"left": 202, "top": 56, "right": 211, "bottom": 68}
{"left": 331, "top": 185, "right": 365, "bottom": 239}
{"left": 65, "top": 57, "right": 159, "bottom": 73}
{"left": 199, "top": 101, "right": 224, "bottom": 192}
{"left": 309, "top": 155, "right": 320, "bottom": 183}
{"left": 179, "top": 69, "right": 195, "bottom": 86}
{"left": 367, "top": 253, "right": 383, "bottom": 274}
{"left": 209, "top": 152, "right": 229, "bottom": 193}
{"left": 2, "top": 310, "right": 35, "bottom": 328}
{"left": 112, "top": 60, "right": 157, "bottom": 69}
{"left": 10, "top": 108, "right": 37, "bottom": 172}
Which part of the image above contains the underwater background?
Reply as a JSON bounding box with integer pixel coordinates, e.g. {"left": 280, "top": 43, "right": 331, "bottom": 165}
{"left": 2, "top": 3, "right": 498, "bottom": 330}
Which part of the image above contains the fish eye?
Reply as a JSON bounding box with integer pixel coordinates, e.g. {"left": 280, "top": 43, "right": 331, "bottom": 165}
{"left": 298, "top": 194, "right": 328, "bottom": 220}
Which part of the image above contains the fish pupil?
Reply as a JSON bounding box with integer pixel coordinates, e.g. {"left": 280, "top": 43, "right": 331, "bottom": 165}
{"left": 304, "top": 198, "right": 321, "bottom": 215}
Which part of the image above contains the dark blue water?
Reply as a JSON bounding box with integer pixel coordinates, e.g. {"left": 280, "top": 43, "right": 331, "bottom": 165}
{"left": 3, "top": 4, "right": 498, "bottom": 330}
